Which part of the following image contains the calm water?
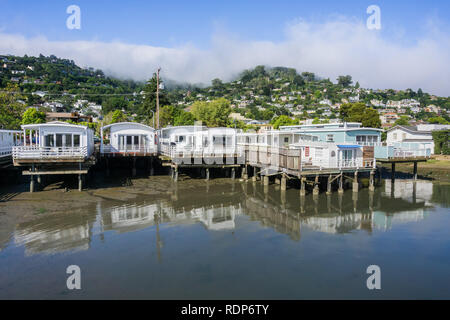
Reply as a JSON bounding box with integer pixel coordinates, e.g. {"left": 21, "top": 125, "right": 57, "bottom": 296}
{"left": 0, "top": 179, "right": 449, "bottom": 299}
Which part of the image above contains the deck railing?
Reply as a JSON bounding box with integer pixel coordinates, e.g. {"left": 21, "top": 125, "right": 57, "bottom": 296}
{"left": 393, "top": 149, "right": 431, "bottom": 158}
{"left": 160, "top": 144, "right": 243, "bottom": 158}
{"left": 0, "top": 146, "right": 13, "bottom": 157}
{"left": 101, "top": 145, "right": 157, "bottom": 154}
{"left": 12, "top": 146, "right": 88, "bottom": 160}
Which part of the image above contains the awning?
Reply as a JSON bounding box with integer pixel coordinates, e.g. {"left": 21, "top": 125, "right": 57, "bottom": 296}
{"left": 337, "top": 145, "right": 360, "bottom": 149}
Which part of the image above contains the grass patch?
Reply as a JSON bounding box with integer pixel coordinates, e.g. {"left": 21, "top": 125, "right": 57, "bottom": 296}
{"left": 36, "top": 207, "right": 47, "bottom": 215}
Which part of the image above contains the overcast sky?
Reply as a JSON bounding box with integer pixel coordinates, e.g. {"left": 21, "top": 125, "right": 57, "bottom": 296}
{"left": 0, "top": 0, "right": 449, "bottom": 96}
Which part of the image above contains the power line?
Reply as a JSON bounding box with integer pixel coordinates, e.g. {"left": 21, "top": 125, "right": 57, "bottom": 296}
{"left": 0, "top": 91, "right": 163, "bottom": 96}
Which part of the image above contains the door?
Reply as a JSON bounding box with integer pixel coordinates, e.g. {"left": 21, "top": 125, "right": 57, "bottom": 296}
{"left": 342, "top": 149, "right": 354, "bottom": 166}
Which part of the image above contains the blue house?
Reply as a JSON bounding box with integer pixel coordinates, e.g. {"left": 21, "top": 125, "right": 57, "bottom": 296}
{"left": 279, "top": 122, "right": 383, "bottom": 145}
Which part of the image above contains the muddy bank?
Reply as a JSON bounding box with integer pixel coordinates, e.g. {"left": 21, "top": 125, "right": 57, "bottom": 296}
{"left": 0, "top": 172, "right": 240, "bottom": 225}
{"left": 380, "top": 157, "right": 450, "bottom": 181}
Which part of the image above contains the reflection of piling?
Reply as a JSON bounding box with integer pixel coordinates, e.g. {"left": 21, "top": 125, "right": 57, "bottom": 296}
{"left": 369, "top": 170, "right": 375, "bottom": 192}
{"left": 281, "top": 175, "right": 287, "bottom": 191}
{"left": 300, "top": 176, "right": 306, "bottom": 197}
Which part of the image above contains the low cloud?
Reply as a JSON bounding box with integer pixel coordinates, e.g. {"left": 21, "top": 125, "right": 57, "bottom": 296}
{"left": 0, "top": 18, "right": 449, "bottom": 96}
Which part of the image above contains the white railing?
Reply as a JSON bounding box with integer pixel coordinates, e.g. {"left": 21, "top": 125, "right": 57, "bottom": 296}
{"left": 356, "top": 142, "right": 383, "bottom": 147}
{"left": 101, "top": 145, "right": 157, "bottom": 154}
{"left": 0, "top": 146, "right": 13, "bottom": 157}
{"left": 393, "top": 149, "right": 430, "bottom": 158}
{"left": 337, "top": 158, "right": 377, "bottom": 169}
{"left": 160, "top": 144, "right": 243, "bottom": 158}
{"left": 12, "top": 146, "right": 88, "bottom": 160}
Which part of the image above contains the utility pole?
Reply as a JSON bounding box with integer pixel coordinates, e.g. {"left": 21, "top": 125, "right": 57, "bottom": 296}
{"left": 156, "top": 67, "right": 161, "bottom": 129}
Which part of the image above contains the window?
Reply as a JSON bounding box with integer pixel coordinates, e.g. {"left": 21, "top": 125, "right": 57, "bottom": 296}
{"left": 393, "top": 133, "right": 397, "bottom": 140}
{"left": 402, "top": 133, "right": 406, "bottom": 140}
{"left": 45, "top": 135, "right": 54, "bottom": 147}
{"left": 65, "top": 134, "right": 72, "bottom": 147}
{"left": 73, "top": 135, "right": 80, "bottom": 147}
{"left": 55, "top": 134, "right": 63, "bottom": 147}
{"left": 284, "top": 137, "right": 289, "bottom": 143}
{"left": 331, "top": 151, "right": 336, "bottom": 157}
{"left": 327, "top": 134, "right": 334, "bottom": 142}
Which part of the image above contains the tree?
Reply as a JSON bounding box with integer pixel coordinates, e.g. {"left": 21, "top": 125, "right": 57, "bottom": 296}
{"left": 139, "top": 73, "right": 170, "bottom": 122}
{"left": 337, "top": 75, "right": 353, "bottom": 87}
{"left": 432, "top": 130, "right": 450, "bottom": 155}
{"left": 0, "top": 84, "right": 26, "bottom": 129}
{"left": 428, "top": 116, "right": 449, "bottom": 125}
{"left": 271, "top": 115, "right": 299, "bottom": 129}
{"left": 111, "top": 110, "right": 127, "bottom": 124}
{"left": 21, "top": 107, "right": 46, "bottom": 125}
{"left": 339, "top": 102, "right": 381, "bottom": 128}
{"left": 191, "top": 98, "right": 231, "bottom": 127}
{"left": 174, "top": 110, "right": 196, "bottom": 126}
{"left": 394, "top": 116, "right": 410, "bottom": 126}
{"left": 158, "top": 105, "right": 178, "bottom": 127}
{"left": 102, "top": 97, "right": 129, "bottom": 115}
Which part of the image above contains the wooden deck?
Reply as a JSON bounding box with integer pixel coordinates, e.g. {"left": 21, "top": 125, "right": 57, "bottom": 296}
{"left": 376, "top": 157, "right": 429, "bottom": 163}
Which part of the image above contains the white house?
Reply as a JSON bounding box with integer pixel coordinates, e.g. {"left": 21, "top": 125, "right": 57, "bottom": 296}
{"left": 13, "top": 121, "right": 94, "bottom": 161}
{"left": 288, "top": 141, "right": 372, "bottom": 170}
{"left": 100, "top": 122, "right": 157, "bottom": 155}
{"left": 159, "top": 125, "right": 241, "bottom": 157}
{"left": 386, "top": 125, "right": 450, "bottom": 155}
{"left": 0, "top": 129, "right": 22, "bottom": 158}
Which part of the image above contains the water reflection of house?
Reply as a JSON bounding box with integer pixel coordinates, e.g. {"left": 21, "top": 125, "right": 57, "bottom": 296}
{"left": 302, "top": 213, "right": 372, "bottom": 234}
{"left": 106, "top": 203, "right": 160, "bottom": 233}
{"left": 197, "top": 204, "right": 242, "bottom": 230}
{"left": 372, "top": 210, "right": 428, "bottom": 230}
{"left": 384, "top": 180, "right": 433, "bottom": 203}
{"left": 244, "top": 197, "right": 301, "bottom": 241}
{"left": 14, "top": 222, "right": 91, "bottom": 256}
{"left": 102, "top": 201, "right": 242, "bottom": 233}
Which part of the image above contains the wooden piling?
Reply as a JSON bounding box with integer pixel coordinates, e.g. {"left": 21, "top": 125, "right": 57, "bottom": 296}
{"left": 132, "top": 158, "right": 137, "bottom": 177}
{"left": 369, "top": 170, "right": 375, "bottom": 192}
{"left": 313, "top": 175, "right": 319, "bottom": 196}
{"left": 30, "top": 175, "right": 35, "bottom": 193}
{"left": 300, "top": 176, "right": 306, "bottom": 197}
{"left": 338, "top": 173, "right": 344, "bottom": 194}
{"left": 78, "top": 174, "right": 83, "bottom": 192}
{"left": 391, "top": 162, "right": 396, "bottom": 181}
{"left": 326, "top": 174, "right": 332, "bottom": 195}
{"left": 352, "top": 171, "right": 359, "bottom": 193}
{"left": 413, "top": 162, "right": 418, "bottom": 180}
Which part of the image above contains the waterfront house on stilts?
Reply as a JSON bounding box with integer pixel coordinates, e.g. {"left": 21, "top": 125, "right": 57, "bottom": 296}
{"left": 100, "top": 122, "right": 158, "bottom": 176}
{"left": 0, "top": 129, "right": 22, "bottom": 169}
{"left": 237, "top": 128, "right": 377, "bottom": 195}
{"left": 12, "top": 121, "right": 95, "bottom": 192}
{"left": 158, "top": 125, "right": 243, "bottom": 181}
